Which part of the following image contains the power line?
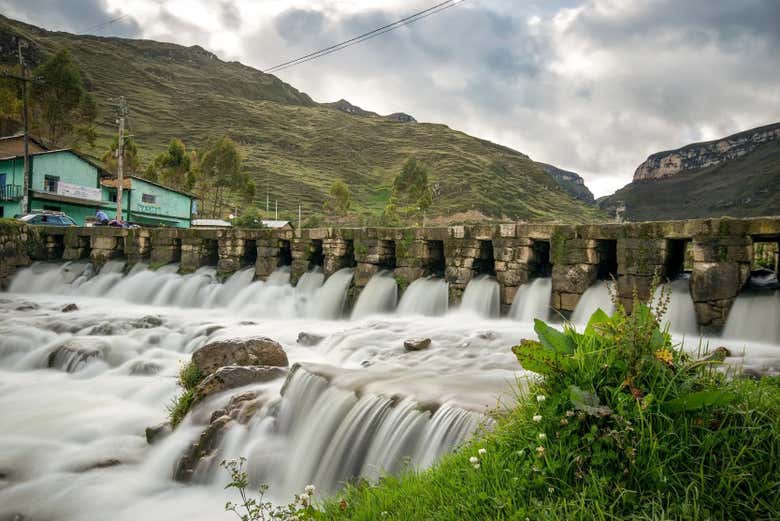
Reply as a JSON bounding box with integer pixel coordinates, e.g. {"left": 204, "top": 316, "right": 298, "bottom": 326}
{"left": 264, "top": 0, "right": 467, "bottom": 74}
{"left": 81, "top": 13, "right": 131, "bottom": 35}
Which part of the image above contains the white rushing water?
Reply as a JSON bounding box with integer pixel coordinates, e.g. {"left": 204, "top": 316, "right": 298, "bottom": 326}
{"left": 460, "top": 275, "right": 500, "bottom": 317}
{"left": 570, "top": 280, "right": 615, "bottom": 325}
{"left": 397, "top": 277, "right": 449, "bottom": 316}
{"left": 509, "top": 278, "right": 552, "bottom": 322}
{"left": 1, "top": 261, "right": 778, "bottom": 520}
{"left": 351, "top": 271, "right": 398, "bottom": 319}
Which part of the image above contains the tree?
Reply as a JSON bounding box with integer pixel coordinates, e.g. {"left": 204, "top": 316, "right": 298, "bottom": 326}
{"left": 30, "top": 49, "right": 97, "bottom": 148}
{"left": 0, "top": 65, "right": 23, "bottom": 136}
{"left": 145, "top": 138, "right": 197, "bottom": 191}
{"left": 102, "top": 135, "right": 140, "bottom": 177}
{"left": 232, "top": 207, "right": 266, "bottom": 228}
{"left": 199, "top": 136, "right": 251, "bottom": 217}
{"left": 384, "top": 158, "right": 433, "bottom": 223}
{"left": 324, "top": 180, "right": 351, "bottom": 216}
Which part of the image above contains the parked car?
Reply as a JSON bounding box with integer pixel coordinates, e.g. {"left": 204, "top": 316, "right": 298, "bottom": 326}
{"left": 17, "top": 210, "right": 77, "bottom": 226}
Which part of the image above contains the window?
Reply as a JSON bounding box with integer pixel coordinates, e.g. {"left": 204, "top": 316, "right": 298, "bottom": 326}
{"left": 0, "top": 207, "right": 4, "bottom": 218}
{"left": 45, "top": 175, "right": 60, "bottom": 193}
{"left": 141, "top": 193, "right": 157, "bottom": 204}
{"left": 109, "top": 192, "right": 117, "bottom": 202}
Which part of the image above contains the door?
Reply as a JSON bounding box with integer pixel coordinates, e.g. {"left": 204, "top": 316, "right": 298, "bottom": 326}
{"left": 0, "top": 173, "right": 6, "bottom": 198}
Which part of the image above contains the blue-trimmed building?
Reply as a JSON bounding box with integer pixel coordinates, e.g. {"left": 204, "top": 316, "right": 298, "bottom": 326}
{"left": 0, "top": 134, "right": 197, "bottom": 227}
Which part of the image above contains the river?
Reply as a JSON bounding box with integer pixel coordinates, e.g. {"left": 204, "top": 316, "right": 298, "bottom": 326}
{"left": 0, "top": 261, "right": 777, "bottom": 520}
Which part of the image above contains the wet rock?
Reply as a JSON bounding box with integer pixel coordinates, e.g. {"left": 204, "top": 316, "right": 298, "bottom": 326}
{"left": 174, "top": 392, "right": 261, "bottom": 482}
{"left": 48, "top": 339, "right": 106, "bottom": 372}
{"left": 129, "top": 361, "right": 162, "bottom": 376}
{"left": 360, "top": 360, "right": 373, "bottom": 368}
{"left": 297, "top": 332, "right": 325, "bottom": 346}
{"left": 15, "top": 302, "right": 38, "bottom": 312}
{"left": 238, "top": 321, "right": 257, "bottom": 326}
{"left": 87, "top": 321, "right": 118, "bottom": 336}
{"left": 476, "top": 331, "right": 498, "bottom": 341}
{"left": 77, "top": 459, "right": 122, "bottom": 472}
{"left": 194, "top": 365, "right": 286, "bottom": 400}
{"left": 702, "top": 346, "right": 731, "bottom": 362}
{"left": 61, "top": 303, "right": 79, "bottom": 313}
{"left": 192, "top": 337, "right": 288, "bottom": 377}
{"left": 130, "top": 315, "right": 163, "bottom": 328}
{"left": 404, "top": 338, "right": 432, "bottom": 351}
{"left": 145, "top": 422, "right": 172, "bottom": 445}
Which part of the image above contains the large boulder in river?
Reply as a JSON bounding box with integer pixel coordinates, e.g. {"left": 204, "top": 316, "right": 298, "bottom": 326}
{"left": 192, "top": 337, "right": 288, "bottom": 376}
{"left": 194, "top": 365, "right": 286, "bottom": 399}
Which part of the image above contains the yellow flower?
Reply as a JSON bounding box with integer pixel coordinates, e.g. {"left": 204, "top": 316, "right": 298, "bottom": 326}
{"left": 655, "top": 348, "right": 674, "bottom": 366}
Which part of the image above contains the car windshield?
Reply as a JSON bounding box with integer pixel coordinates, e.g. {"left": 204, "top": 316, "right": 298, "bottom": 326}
{"left": 60, "top": 216, "right": 76, "bottom": 225}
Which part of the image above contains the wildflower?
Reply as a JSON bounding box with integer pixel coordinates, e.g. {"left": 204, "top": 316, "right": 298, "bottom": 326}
{"left": 654, "top": 348, "right": 674, "bottom": 366}
{"left": 516, "top": 449, "right": 526, "bottom": 457}
{"left": 532, "top": 465, "right": 540, "bottom": 472}
{"left": 538, "top": 432, "right": 547, "bottom": 441}
{"left": 339, "top": 499, "right": 348, "bottom": 511}
{"left": 381, "top": 512, "right": 389, "bottom": 517}
{"left": 565, "top": 410, "right": 574, "bottom": 417}
{"left": 548, "top": 487, "right": 555, "bottom": 494}
{"left": 304, "top": 484, "right": 316, "bottom": 496}
{"left": 533, "top": 415, "right": 542, "bottom": 422}
{"left": 536, "top": 446, "right": 545, "bottom": 457}
{"left": 536, "top": 394, "right": 546, "bottom": 402}
{"left": 478, "top": 448, "right": 487, "bottom": 456}
{"left": 560, "top": 418, "right": 569, "bottom": 426}
{"left": 469, "top": 456, "right": 480, "bottom": 465}
{"left": 472, "top": 463, "right": 481, "bottom": 469}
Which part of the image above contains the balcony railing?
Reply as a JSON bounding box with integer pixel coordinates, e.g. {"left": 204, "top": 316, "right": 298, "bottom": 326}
{"left": 0, "top": 184, "right": 23, "bottom": 202}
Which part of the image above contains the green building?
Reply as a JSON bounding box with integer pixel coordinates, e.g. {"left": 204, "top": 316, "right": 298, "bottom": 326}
{"left": 0, "top": 135, "right": 197, "bottom": 227}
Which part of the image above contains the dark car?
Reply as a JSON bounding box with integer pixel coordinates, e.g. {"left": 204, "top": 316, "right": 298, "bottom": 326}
{"left": 18, "top": 211, "right": 77, "bottom": 226}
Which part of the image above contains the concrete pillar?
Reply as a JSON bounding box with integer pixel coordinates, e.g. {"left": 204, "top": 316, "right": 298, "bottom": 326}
{"left": 125, "top": 228, "right": 151, "bottom": 263}
{"left": 690, "top": 235, "right": 752, "bottom": 327}
{"left": 493, "top": 224, "right": 534, "bottom": 314}
{"left": 290, "top": 236, "right": 312, "bottom": 285}
{"left": 615, "top": 237, "right": 671, "bottom": 312}
{"left": 62, "top": 228, "right": 90, "bottom": 261}
{"left": 89, "top": 230, "right": 126, "bottom": 265}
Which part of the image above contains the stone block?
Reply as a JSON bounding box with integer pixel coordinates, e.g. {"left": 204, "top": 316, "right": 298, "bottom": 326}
{"left": 691, "top": 262, "right": 749, "bottom": 301}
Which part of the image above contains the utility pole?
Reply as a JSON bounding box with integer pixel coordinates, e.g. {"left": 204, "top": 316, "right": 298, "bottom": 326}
{"left": 265, "top": 171, "right": 269, "bottom": 216}
{"left": 115, "top": 97, "right": 127, "bottom": 221}
{"left": 275, "top": 199, "right": 278, "bottom": 220}
{"left": 298, "top": 202, "right": 301, "bottom": 228}
{"left": 18, "top": 41, "right": 30, "bottom": 214}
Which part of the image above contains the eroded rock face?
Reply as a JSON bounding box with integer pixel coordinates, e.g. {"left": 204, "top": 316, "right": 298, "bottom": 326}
{"left": 194, "top": 365, "right": 286, "bottom": 399}
{"left": 61, "top": 303, "right": 79, "bottom": 313}
{"left": 633, "top": 123, "right": 780, "bottom": 181}
{"left": 145, "top": 422, "right": 172, "bottom": 445}
{"left": 174, "top": 391, "right": 263, "bottom": 482}
{"left": 192, "top": 337, "right": 289, "bottom": 376}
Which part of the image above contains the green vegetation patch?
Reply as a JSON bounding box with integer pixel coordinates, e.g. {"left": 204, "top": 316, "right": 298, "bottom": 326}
{"left": 167, "top": 360, "right": 202, "bottom": 428}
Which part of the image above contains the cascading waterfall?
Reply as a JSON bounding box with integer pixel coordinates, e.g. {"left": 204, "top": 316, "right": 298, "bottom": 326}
{"left": 396, "top": 277, "right": 448, "bottom": 316}
{"left": 657, "top": 277, "right": 699, "bottom": 336}
{"left": 570, "top": 280, "right": 615, "bottom": 324}
{"left": 509, "top": 278, "right": 552, "bottom": 322}
{"left": 351, "top": 271, "right": 398, "bottom": 319}
{"left": 460, "top": 275, "right": 500, "bottom": 317}
{"left": 310, "top": 268, "right": 354, "bottom": 319}
{"left": 214, "top": 368, "right": 488, "bottom": 497}
{"left": 723, "top": 288, "right": 780, "bottom": 345}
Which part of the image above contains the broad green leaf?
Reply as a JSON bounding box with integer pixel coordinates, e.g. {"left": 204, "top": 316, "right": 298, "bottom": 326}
{"left": 585, "top": 308, "right": 611, "bottom": 336}
{"left": 534, "top": 319, "right": 576, "bottom": 354}
{"left": 511, "top": 340, "right": 561, "bottom": 376}
{"left": 663, "top": 390, "right": 734, "bottom": 414}
{"left": 569, "top": 385, "right": 613, "bottom": 416}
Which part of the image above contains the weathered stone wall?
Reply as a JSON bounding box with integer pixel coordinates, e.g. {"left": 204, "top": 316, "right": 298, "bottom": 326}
{"left": 0, "top": 220, "right": 37, "bottom": 289}
{"left": 2, "top": 216, "right": 779, "bottom": 328}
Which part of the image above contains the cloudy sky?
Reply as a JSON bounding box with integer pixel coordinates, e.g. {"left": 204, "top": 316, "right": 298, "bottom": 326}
{"left": 2, "top": 0, "right": 778, "bottom": 196}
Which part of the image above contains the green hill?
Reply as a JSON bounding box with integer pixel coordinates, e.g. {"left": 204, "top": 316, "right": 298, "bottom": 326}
{"left": 0, "top": 15, "right": 604, "bottom": 223}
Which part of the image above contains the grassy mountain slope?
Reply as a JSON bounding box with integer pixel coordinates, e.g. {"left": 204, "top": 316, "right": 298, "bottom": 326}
{"left": 599, "top": 140, "right": 780, "bottom": 221}
{"left": 0, "top": 15, "right": 604, "bottom": 223}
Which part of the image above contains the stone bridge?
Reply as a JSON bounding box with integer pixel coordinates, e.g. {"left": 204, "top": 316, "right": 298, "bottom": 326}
{"left": 1, "top": 217, "right": 779, "bottom": 329}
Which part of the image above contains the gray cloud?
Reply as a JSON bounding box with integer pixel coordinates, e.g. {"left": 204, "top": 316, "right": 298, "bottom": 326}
{"left": 0, "top": 0, "right": 140, "bottom": 37}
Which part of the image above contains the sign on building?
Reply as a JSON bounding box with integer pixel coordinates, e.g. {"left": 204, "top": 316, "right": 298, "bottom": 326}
{"left": 57, "top": 182, "right": 102, "bottom": 202}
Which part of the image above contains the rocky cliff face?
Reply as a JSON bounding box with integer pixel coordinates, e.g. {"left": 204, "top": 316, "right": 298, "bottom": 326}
{"left": 536, "top": 163, "right": 595, "bottom": 204}
{"left": 634, "top": 123, "right": 780, "bottom": 181}
{"left": 323, "top": 99, "right": 416, "bottom": 123}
